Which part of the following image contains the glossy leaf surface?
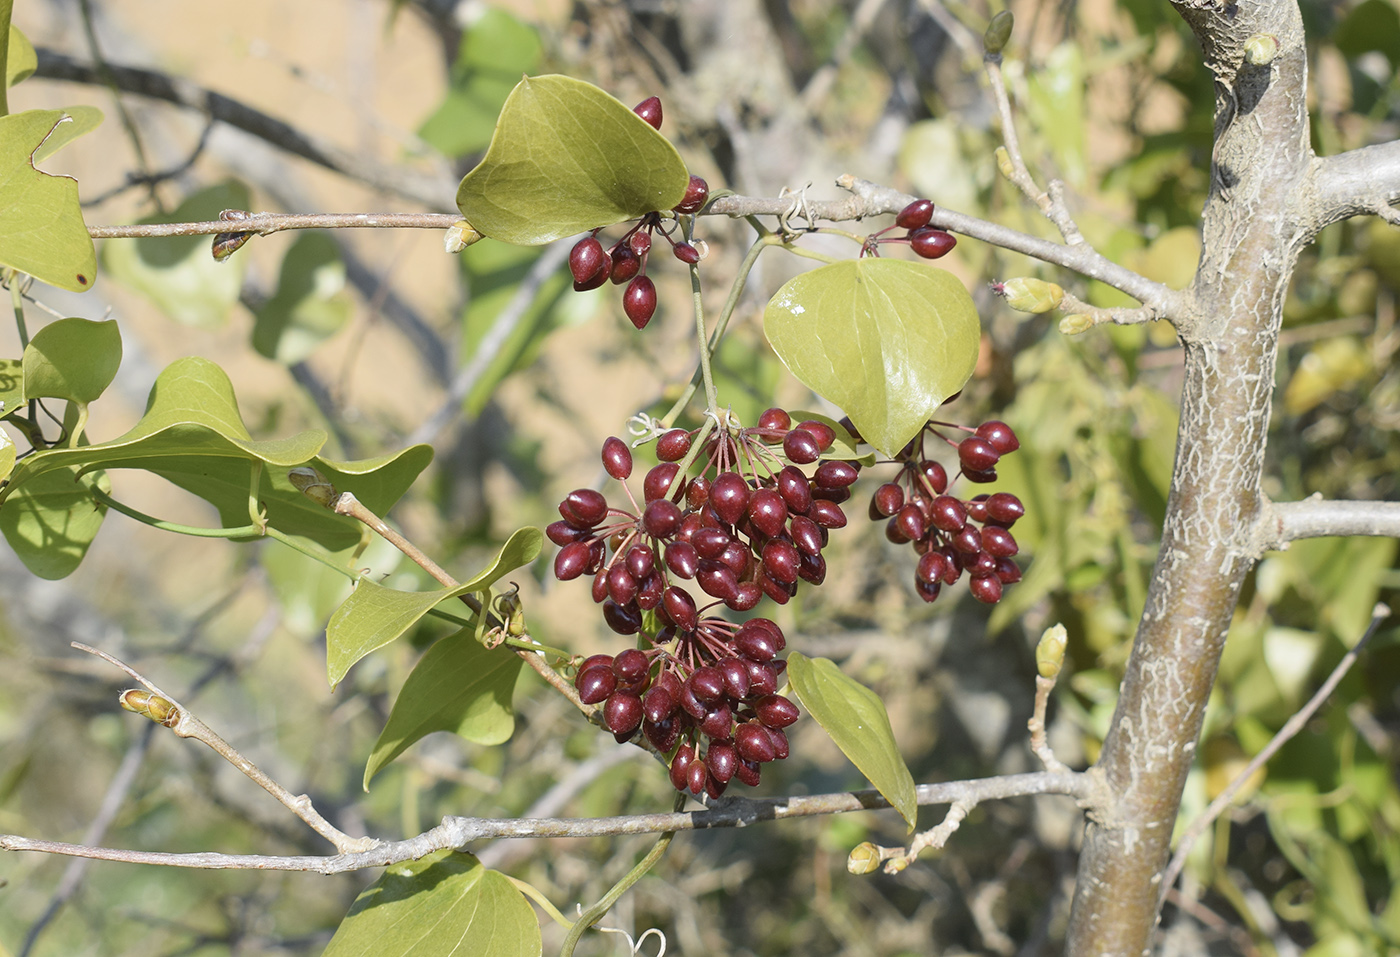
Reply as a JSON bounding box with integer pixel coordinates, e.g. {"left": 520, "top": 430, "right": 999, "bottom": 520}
{"left": 787, "top": 652, "right": 918, "bottom": 830}
{"left": 764, "top": 259, "right": 979, "bottom": 457}
{"left": 322, "top": 850, "right": 541, "bottom": 957}
{"left": 456, "top": 75, "right": 688, "bottom": 244}
{"left": 364, "top": 629, "right": 522, "bottom": 787}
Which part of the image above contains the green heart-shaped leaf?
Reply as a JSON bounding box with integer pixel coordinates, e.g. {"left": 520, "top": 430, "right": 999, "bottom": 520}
{"left": 364, "top": 629, "right": 522, "bottom": 788}
{"left": 787, "top": 652, "right": 918, "bottom": 831}
{"left": 0, "top": 467, "right": 109, "bottom": 579}
{"left": 101, "top": 181, "right": 248, "bottom": 326}
{"left": 0, "top": 110, "right": 97, "bottom": 292}
{"left": 763, "top": 259, "right": 979, "bottom": 457}
{"left": 22, "top": 317, "right": 122, "bottom": 404}
{"left": 456, "top": 74, "right": 689, "bottom": 244}
{"left": 31, "top": 105, "right": 103, "bottom": 163}
{"left": 323, "top": 851, "right": 541, "bottom": 957}
{"left": 326, "top": 526, "right": 542, "bottom": 687}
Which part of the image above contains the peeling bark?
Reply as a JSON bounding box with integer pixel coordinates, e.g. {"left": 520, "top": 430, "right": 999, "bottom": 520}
{"left": 1064, "top": 1, "right": 1314, "bottom": 953}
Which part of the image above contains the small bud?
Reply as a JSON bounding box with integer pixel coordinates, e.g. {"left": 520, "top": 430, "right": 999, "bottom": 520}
{"left": 1058, "top": 313, "right": 1094, "bottom": 335}
{"left": 984, "top": 11, "right": 1014, "bottom": 55}
{"left": 1036, "top": 624, "right": 1068, "bottom": 678}
{"left": 444, "top": 220, "right": 483, "bottom": 254}
{"left": 847, "top": 842, "right": 883, "bottom": 875}
{"left": 996, "top": 277, "right": 1064, "bottom": 314}
{"left": 995, "top": 146, "right": 1014, "bottom": 180}
{"left": 212, "top": 209, "right": 254, "bottom": 263}
{"left": 288, "top": 467, "right": 337, "bottom": 508}
{"left": 1243, "top": 34, "right": 1279, "bottom": 67}
{"left": 120, "top": 689, "right": 179, "bottom": 727}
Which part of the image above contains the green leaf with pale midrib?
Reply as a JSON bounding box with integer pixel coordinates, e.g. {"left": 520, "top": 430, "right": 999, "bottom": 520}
{"left": 364, "top": 629, "right": 522, "bottom": 788}
{"left": 322, "top": 850, "right": 541, "bottom": 957}
{"left": 326, "top": 526, "right": 542, "bottom": 687}
{"left": 787, "top": 652, "right": 918, "bottom": 830}
{"left": 763, "top": 259, "right": 980, "bottom": 457}
{"left": 456, "top": 75, "right": 689, "bottom": 245}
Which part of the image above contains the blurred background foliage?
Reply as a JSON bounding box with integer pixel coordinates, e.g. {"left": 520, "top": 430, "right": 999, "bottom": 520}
{"left": 0, "top": 0, "right": 1397, "bottom": 954}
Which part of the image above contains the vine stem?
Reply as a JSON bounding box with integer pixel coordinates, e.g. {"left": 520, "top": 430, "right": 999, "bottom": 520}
{"left": 86, "top": 211, "right": 460, "bottom": 240}
{"left": 71, "top": 642, "right": 377, "bottom": 854}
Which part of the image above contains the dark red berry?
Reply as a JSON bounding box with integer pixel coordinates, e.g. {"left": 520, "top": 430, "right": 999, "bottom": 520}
{"left": 613, "top": 648, "right": 649, "bottom": 682}
{"left": 976, "top": 420, "right": 1020, "bottom": 454}
{"left": 674, "top": 174, "right": 709, "bottom": 214}
{"left": 758, "top": 407, "right": 791, "bottom": 432}
{"left": 728, "top": 581, "right": 762, "bottom": 611}
{"left": 665, "top": 541, "right": 700, "bottom": 579}
{"left": 969, "top": 574, "right": 1003, "bottom": 604}
{"left": 747, "top": 488, "right": 788, "bottom": 539}
{"left": 736, "top": 723, "right": 777, "bottom": 763}
{"left": 783, "top": 429, "right": 820, "bottom": 464}
{"left": 966, "top": 495, "right": 990, "bottom": 523}
{"left": 710, "top": 471, "right": 751, "bottom": 526}
{"left": 707, "top": 742, "right": 738, "bottom": 784}
{"left": 662, "top": 586, "right": 698, "bottom": 631}
{"left": 607, "top": 563, "right": 639, "bottom": 606}
{"left": 692, "top": 527, "right": 731, "bottom": 559}
{"left": 916, "top": 579, "right": 941, "bottom": 603}
{"left": 626, "top": 544, "right": 655, "bottom": 580}
{"left": 604, "top": 692, "right": 644, "bottom": 734}
{"left": 896, "top": 504, "right": 926, "bottom": 541}
{"left": 643, "top": 463, "right": 680, "bottom": 502}
{"left": 670, "top": 743, "right": 695, "bottom": 791}
{"left": 766, "top": 727, "right": 790, "bottom": 760}
{"left": 746, "top": 660, "right": 778, "bottom": 697}
{"left": 644, "top": 716, "right": 680, "bottom": 752}
{"left": 796, "top": 420, "right": 835, "bottom": 451}
{"left": 637, "top": 571, "right": 665, "bottom": 610}
{"left": 896, "top": 199, "right": 935, "bottom": 230}
{"left": 951, "top": 525, "right": 983, "bottom": 554}
{"left": 755, "top": 694, "right": 799, "bottom": 728}
{"left": 569, "top": 237, "right": 610, "bottom": 290}
{"left": 776, "top": 466, "right": 813, "bottom": 515}
{"left": 700, "top": 702, "right": 732, "bottom": 738}
{"left": 982, "top": 525, "right": 1018, "bottom": 558}
{"left": 629, "top": 230, "right": 652, "bottom": 257}
{"left": 916, "top": 550, "right": 951, "bottom": 585}
{"left": 909, "top": 227, "right": 957, "bottom": 259}
{"left": 546, "top": 520, "right": 588, "bottom": 546}
{"left": 633, "top": 95, "right": 663, "bottom": 130}
{"left": 995, "top": 558, "right": 1022, "bottom": 584}
{"left": 873, "top": 482, "right": 904, "bottom": 516}
{"left": 560, "top": 488, "right": 608, "bottom": 528}
{"left": 809, "top": 499, "right": 847, "bottom": 529}
{"left": 789, "top": 515, "right": 824, "bottom": 557}
{"left": 602, "top": 436, "right": 633, "bottom": 480}
{"left": 986, "top": 492, "right": 1025, "bottom": 525}
{"left": 963, "top": 467, "right": 998, "bottom": 484}
{"left": 624, "top": 276, "right": 658, "bottom": 329}
{"left": 762, "top": 539, "right": 801, "bottom": 584}
{"left": 577, "top": 665, "right": 617, "bottom": 704}
{"left": 656, "top": 429, "right": 692, "bottom": 462}
{"left": 814, "top": 460, "right": 859, "bottom": 489}
{"left": 554, "top": 541, "right": 592, "bottom": 580}
{"left": 696, "top": 559, "right": 739, "bottom": 601}
{"left": 719, "top": 657, "right": 751, "bottom": 699}
{"left": 673, "top": 242, "right": 700, "bottom": 264}
{"left": 735, "top": 759, "right": 761, "bottom": 786}
{"left": 919, "top": 460, "right": 949, "bottom": 495}
{"left": 688, "top": 758, "right": 709, "bottom": 795}
{"left": 603, "top": 599, "right": 643, "bottom": 635}
{"left": 958, "top": 436, "right": 1001, "bottom": 473}
{"left": 610, "top": 244, "right": 642, "bottom": 284}
{"left": 643, "top": 498, "right": 684, "bottom": 537}
{"left": 929, "top": 495, "right": 968, "bottom": 532}
{"left": 643, "top": 685, "right": 676, "bottom": 724}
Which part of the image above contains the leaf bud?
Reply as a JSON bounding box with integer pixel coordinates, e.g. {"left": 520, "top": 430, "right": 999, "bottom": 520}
{"left": 1243, "top": 34, "right": 1279, "bottom": 66}
{"left": 984, "top": 11, "right": 1014, "bottom": 55}
{"left": 212, "top": 209, "right": 254, "bottom": 262}
{"left": 1058, "top": 313, "right": 1094, "bottom": 336}
{"left": 995, "top": 277, "right": 1064, "bottom": 314}
{"left": 1036, "top": 624, "right": 1068, "bottom": 678}
{"left": 288, "top": 467, "right": 337, "bottom": 508}
{"left": 847, "top": 842, "right": 883, "bottom": 875}
{"left": 444, "top": 220, "right": 484, "bottom": 254}
{"left": 120, "top": 689, "right": 179, "bottom": 727}
{"left": 995, "top": 146, "right": 1014, "bottom": 181}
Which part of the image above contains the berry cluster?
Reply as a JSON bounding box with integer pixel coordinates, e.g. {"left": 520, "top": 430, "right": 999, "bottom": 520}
{"left": 566, "top": 95, "right": 710, "bottom": 330}
{"left": 571, "top": 617, "right": 796, "bottom": 798}
{"left": 867, "top": 419, "right": 1025, "bottom": 604}
{"left": 864, "top": 199, "right": 957, "bottom": 260}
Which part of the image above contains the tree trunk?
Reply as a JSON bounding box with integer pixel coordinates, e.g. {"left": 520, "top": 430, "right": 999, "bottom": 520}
{"left": 1065, "top": 1, "right": 1313, "bottom": 952}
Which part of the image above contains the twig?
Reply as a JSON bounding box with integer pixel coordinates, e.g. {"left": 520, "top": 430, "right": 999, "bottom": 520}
{"left": 33, "top": 49, "right": 456, "bottom": 208}
{"left": 1262, "top": 496, "right": 1400, "bottom": 549}
{"left": 76, "top": 0, "right": 161, "bottom": 210}
{"left": 1056, "top": 292, "right": 1161, "bottom": 334}
{"left": 880, "top": 798, "right": 976, "bottom": 874}
{"left": 0, "top": 770, "right": 1088, "bottom": 873}
{"left": 87, "top": 211, "right": 459, "bottom": 240}
{"left": 71, "top": 643, "right": 377, "bottom": 855}
{"left": 328, "top": 492, "right": 587, "bottom": 711}
{"left": 1029, "top": 675, "right": 1068, "bottom": 774}
{"left": 984, "top": 52, "right": 1084, "bottom": 245}
{"left": 406, "top": 239, "right": 572, "bottom": 446}
{"left": 1156, "top": 603, "right": 1391, "bottom": 914}
{"left": 82, "top": 118, "right": 216, "bottom": 208}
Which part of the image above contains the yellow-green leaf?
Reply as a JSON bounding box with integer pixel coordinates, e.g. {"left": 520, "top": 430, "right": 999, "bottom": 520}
{"left": 0, "top": 356, "right": 23, "bottom": 417}
{"left": 0, "top": 428, "right": 13, "bottom": 483}
{"left": 0, "top": 110, "right": 97, "bottom": 292}
{"left": 764, "top": 259, "right": 979, "bottom": 456}
{"left": 456, "top": 75, "right": 688, "bottom": 244}
{"left": 364, "top": 629, "right": 522, "bottom": 788}
{"left": 22, "top": 317, "right": 121, "bottom": 404}
{"left": 31, "top": 106, "right": 103, "bottom": 163}
{"left": 323, "top": 851, "right": 541, "bottom": 957}
{"left": 0, "top": 467, "right": 109, "bottom": 579}
{"left": 786, "top": 653, "right": 918, "bottom": 831}
{"left": 326, "top": 526, "right": 542, "bottom": 687}
{"left": 7, "top": 25, "right": 35, "bottom": 87}
{"left": 251, "top": 232, "right": 351, "bottom": 364}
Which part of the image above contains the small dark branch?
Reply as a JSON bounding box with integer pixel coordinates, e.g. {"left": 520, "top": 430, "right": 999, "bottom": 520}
{"left": 1307, "top": 141, "right": 1400, "bottom": 235}
{"left": 707, "top": 176, "right": 1184, "bottom": 313}
{"left": 83, "top": 118, "right": 216, "bottom": 208}
{"left": 33, "top": 49, "right": 456, "bottom": 209}
{"left": 0, "top": 771, "right": 1087, "bottom": 874}
{"left": 1261, "top": 498, "right": 1400, "bottom": 551}
{"left": 88, "top": 212, "right": 459, "bottom": 240}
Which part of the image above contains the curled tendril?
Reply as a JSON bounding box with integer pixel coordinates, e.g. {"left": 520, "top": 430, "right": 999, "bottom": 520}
{"left": 596, "top": 924, "right": 668, "bottom": 957}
